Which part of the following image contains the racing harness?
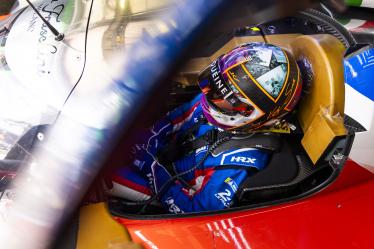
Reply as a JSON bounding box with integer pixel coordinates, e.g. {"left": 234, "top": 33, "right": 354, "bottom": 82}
{"left": 156, "top": 116, "right": 282, "bottom": 175}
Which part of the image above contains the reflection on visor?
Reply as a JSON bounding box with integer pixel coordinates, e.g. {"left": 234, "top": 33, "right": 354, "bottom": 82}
{"left": 209, "top": 97, "right": 254, "bottom": 117}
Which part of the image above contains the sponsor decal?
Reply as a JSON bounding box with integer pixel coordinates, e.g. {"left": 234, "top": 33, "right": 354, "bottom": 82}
{"left": 230, "top": 156, "right": 256, "bottom": 164}
{"left": 220, "top": 148, "right": 260, "bottom": 168}
{"left": 224, "top": 177, "right": 238, "bottom": 192}
{"left": 210, "top": 60, "right": 234, "bottom": 100}
{"left": 165, "top": 197, "right": 184, "bottom": 214}
{"left": 215, "top": 189, "right": 233, "bottom": 207}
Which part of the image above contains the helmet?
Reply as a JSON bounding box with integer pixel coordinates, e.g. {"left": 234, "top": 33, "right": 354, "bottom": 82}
{"left": 198, "top": 42, "right": 302, "bottom": 131}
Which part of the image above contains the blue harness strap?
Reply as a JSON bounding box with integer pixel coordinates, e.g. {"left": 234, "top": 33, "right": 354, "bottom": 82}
{"left": 209, "top": 147, "right": 270, "bottom": 170}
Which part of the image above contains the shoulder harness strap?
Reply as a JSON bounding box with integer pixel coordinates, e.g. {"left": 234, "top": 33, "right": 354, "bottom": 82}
{"left": 157, "top": 127, "right": 281, "bottom": 166}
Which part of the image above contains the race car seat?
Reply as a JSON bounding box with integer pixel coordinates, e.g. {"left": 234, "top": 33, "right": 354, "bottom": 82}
{"left": 291, "top": 34, "right": 347, "bottom": 164}
{"left": 237, "top": 34, "right": 351, "bottom": 204}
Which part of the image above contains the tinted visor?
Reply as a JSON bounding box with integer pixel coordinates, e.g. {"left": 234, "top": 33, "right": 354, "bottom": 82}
{"left": 198, "top": 59, "right": 254, "bottom": 116}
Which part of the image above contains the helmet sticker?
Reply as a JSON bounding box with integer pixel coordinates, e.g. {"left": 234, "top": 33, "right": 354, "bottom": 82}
{"left": 242, "top": 45, "right": 289, "bottom": 101}
{"left": 210, "top": 60, "right": 233, "bottom": 99}
{"left": 255, "top": 64, "right": 287, "bottom": 99}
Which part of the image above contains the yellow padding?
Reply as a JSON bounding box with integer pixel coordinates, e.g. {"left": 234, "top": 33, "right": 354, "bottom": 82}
{"left": 291, "top": 35, "right": 346, "bottom": 164}
{"left": 301, "top": 109, "right": 346, "bottom": 164}
{"left": 77, "top": 202, "right": 141, "bottom": 249}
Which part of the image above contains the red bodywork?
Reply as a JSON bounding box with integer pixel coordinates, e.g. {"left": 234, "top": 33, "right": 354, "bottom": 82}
{"left": 115, "top": 160, "right": 374, "bottom": 249}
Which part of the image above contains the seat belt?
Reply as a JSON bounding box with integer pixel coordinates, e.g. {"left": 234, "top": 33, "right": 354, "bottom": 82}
{"left": 157, "top": 127, "right": 281, "bottom": 165}
{"left": 211, "top": 132, "right": 282, "bottom": 155}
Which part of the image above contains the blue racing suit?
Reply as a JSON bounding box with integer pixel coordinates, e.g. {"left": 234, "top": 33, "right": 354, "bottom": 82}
{"left": 111, "top": 94, "right": 270, "bottom": 213}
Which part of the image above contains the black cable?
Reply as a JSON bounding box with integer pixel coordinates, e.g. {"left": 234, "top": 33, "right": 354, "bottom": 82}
{"left": 25, "top": 0, "right": 64, "bottom": 41}
{"left": 53, "top": 0, "right": 94, "bottom": 123}
{"left": 137, "top": 133, "right": 233, "bottom": 214}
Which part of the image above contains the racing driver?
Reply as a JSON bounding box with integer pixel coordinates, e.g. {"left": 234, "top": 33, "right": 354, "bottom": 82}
{"left": 109, "top": 42, "right": 302, "bottom": 213}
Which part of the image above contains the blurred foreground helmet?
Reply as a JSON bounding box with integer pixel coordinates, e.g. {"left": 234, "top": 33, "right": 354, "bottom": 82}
{"left": 198, "top": 42, "right": 302, "bottom": 131}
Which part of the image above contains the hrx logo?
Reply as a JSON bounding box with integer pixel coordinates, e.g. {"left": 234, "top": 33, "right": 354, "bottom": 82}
{"left": 230, "top": 156, "right": 256, "bottom": 164}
